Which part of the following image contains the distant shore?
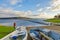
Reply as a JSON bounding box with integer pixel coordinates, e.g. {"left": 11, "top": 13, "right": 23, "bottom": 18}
{"left": 0, "top": 17, "right": 30, "bottom": 19}
{"left": 45, "top": 18, "right": 60, "bottom": 23}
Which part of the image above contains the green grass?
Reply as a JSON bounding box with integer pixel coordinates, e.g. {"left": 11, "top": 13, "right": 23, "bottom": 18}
{"left": 45, "top": 18, "right": 60, "bottom": 23}
{"left": 0, "top": 26, "right": 14, "bottom": 39}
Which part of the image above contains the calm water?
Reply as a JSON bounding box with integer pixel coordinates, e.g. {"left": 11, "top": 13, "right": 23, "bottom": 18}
{"left": 0, "top": 19, "right": 46, "bottom": 27}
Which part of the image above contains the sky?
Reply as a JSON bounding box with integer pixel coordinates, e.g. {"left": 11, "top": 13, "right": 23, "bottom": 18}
{"left": 0, "top": 0, "right": 60, "bottom": 18}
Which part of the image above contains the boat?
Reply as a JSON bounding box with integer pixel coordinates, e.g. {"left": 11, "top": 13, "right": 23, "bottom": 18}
{"left": 29, "top": 28, "right": 53, "bottom": 40}
{"left": 10, "top": 26, "right": 27, "bottom": 40}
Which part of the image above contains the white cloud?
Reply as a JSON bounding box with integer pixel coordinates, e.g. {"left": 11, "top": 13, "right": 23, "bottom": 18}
{"left": 10, "top": 0, "right": 22, "bottom": 5}
{"left": 15, "top": 10, "right": 32, "bottom": 17}
{"left": 52, "top": 0, "right": 60, "bottom": 6}
{"left": 0, "top": 7, "right": 33, "bottom": 17}
{"left": 51, "top": 0, "right": 60, "bottom": 11}
{"left": 10, "top": 0, "right": 18, "bottom": 5}
{"left": 36, "top": 0, "right": 60, "bottom": 18}
{"left": 0, "top": 8, "right": 13, "bottom": 13}
{"left": 38, "top": 12, "right": 54, "bottom": 19}
{"left": 0, "top": 13, "right": 17, "bottom": 17}
{"left": 46, "top": 7, "right": 52, "bottom": 10}
{"left": 25, "top": 10, "right": 32, "bottom": 15}
{"left": 0, "top": 8, "right": 17, "bottom": 17}
{"left": 35, "top": 0, "right": 60, "bottom": 19}
{"left": 1, "top": 0, "right": 60, "bottom": 18}
{"left": 37, "top": 8, "right": 43, "bottom": 12}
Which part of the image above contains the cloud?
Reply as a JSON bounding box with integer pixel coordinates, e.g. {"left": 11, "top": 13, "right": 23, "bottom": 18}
{"left": 39, "top": 0, "right": 60, "bottom": 12}
{"left": 0, "top": 0, "right": 60, "bottom": 18}
{"left": 14, "top": 10, "right": 32, "bottom": 17}
{"left": 38, "top": 12, "right": 54, "bottom": 19}
{"left": 37, "top": 8, "right": 43, "bottom": 12}
{"left": 10, "top": 0, "right": 18, "bottom": 5}
{"left": 0, "top": 13, "right": 17, "bottom": 17}
{"left": 46, "top": 7, "right": 52, "bottom": 10}
{"left": 10, "top": 0, "right": 23, "bottom": 5}
{"left": 0, "top": 7, "right": 33, "bottom": 17}
{"left": 52, "top": 0, "right": 60, "bottom": 6}
{"left": 0, "top": 8, "right": 17, "bottom": 17}
{"left": 51, "top": 0, "right": 60, "bottom": 11}
{"left": 25, "top": 10, "right": 32, "bottom": 15}
{"left": 35, "top": 0, "right": 60, "bottom": 18}
{"left": 37, "top": 0, "right": 60, "bottom": 18}
{"left": 0, "top": 8, "right": 13, "bottom": 13}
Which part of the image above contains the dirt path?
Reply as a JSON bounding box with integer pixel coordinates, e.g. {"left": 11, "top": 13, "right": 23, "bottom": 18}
{"left": 26, "top": 26, "right": 60, "bottom": 33}
{"left": 41, "top": 26, "right": 60, "bottom": 33}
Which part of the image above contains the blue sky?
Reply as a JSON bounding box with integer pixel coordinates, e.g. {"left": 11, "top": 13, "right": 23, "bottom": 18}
{"left": 0, "top": 0, "right": 51, "bottom": 11}
{"left": 0, "top": 0, "right": 60, "bottom": 18}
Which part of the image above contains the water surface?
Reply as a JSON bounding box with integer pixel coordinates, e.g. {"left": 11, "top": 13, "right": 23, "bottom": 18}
{"left": 0, "top": 19, "right": 46, "bottom": 27}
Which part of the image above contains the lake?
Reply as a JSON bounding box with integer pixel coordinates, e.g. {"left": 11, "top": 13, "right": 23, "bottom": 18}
{"left": 0, "top": 19, "right": 47, "bottom": 27}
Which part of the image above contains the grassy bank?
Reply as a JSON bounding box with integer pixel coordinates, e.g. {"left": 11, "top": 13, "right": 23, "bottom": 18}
{"left": 0, "top": 26, "right": 14, "bottom": 39}
{"left": 45, "top": 18, "right": 60, "bottom": 23}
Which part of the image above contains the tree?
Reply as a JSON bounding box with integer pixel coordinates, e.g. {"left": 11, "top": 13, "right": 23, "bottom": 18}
{"left": 54, "top": 15, "right": 57, "bottom": 18}
{"left": 58, "top": 15, "right": 60, "bottom": 18}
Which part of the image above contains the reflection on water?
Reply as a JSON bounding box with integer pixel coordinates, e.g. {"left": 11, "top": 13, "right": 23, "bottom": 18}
{"left": 0, "top": 19, "right": 46, "bottom": 26}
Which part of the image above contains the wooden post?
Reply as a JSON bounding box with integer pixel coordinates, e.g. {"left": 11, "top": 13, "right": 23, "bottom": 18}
{"left": 40, "top": 35, "right": 43, "bottom": 40}
{"left": 27, "top": 33, "right": 33, "bottom": 40}
{"left": 40, "top": 32, "right": 53, "bottom": 40}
